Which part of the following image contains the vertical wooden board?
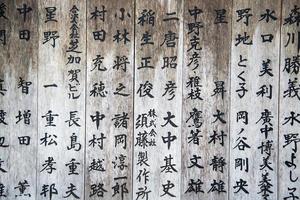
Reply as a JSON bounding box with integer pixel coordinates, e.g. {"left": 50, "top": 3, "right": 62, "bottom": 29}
{"left": 230, "top": 0, "right": 280, "bottom": 199}
{"left": 181, "top": 0, "right": 231, "bottom": 199}
{"left": 133, "top": 1, "right": 182, "bottom": 200}
{"left": 86, "top": 0, "right": 133, "bottom": 199}
{"left": 37, "top": 0, "right": 85, "bottom": 199}
{"left": 0, "top": 0, "right": 12, "bottom": 198}
{"left": 279, "top": 1, "right": 300, "bottom": 199}
{"left": 0, "top": 0, "right": 38, "bottom": 199}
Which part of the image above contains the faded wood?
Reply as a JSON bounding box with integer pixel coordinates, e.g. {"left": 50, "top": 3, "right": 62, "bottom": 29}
{"left": 0, "top": 0, "right": 38, "bottom": 199}
{"left": 0, "top": 0, "right": 299, "bottom": 200}
{"left": 181, "top": 0, "right": 231, "bottom": 199}
{"left": 279, "top": 1, "right": 300, "bottom": 199}
{"left": 86, "top": 0, "right": 133, "bottom": 199}
{"left": 133, "top": 1, "right": 183, "bottom": 199}
{"left": 37, "top": 1, "right": 86, "bottom": 199}
{"left": 230, "top": 0, "right": 281, "bottom": 199}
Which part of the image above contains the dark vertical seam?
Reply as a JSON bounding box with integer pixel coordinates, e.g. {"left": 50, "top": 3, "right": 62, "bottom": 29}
{"left": 277, "top": 0, "right": 283, "bottom": 198}
{"left": 83, "top": 0, "right": 87, "bottom": 199}
{"left": 180, "top": 0, "right": 184, "bottom": 199}
{"left": 228, "top": 0, "right": 234, "bottom": 199}
{"left": 132, "top": 0, "right": 136, "bottom": 199}
{"left": 35, "top": 1, "right": 39, "bottom": 199}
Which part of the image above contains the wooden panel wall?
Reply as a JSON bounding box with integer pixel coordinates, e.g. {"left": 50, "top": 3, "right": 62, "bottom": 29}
{"left": 0, "top": 0, "right": 299, "bottom": 200}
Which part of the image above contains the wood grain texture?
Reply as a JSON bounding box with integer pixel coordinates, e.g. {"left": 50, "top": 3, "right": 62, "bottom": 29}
{"left": 230, "top": 0, "right": 281, "bottom": 199}
{"left": 86, "top": 0, "right": 133, "bottom": 199}
{"left": 1, "top": 1, "right": 300, "bottom": 200}
{"left": 133, "top": 0, "right": 183, "bottom": 199}
{"left": 181, "top": 0, "right": 231, "bottom": 200}
{"left": 37, "top": 0, "right": 86, "bottom": 199}
{"left": 0, "top": 0, "right": 38, "bottom": 199}
{"left": 279, "top": 1, "right": 300, "bottom": 199}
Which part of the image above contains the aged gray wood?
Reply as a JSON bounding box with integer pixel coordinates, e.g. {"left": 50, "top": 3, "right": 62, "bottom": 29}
{"left": 181, "top": 0, "right": 231, "bottom": 199}
{"left": 230, "top": 0, "right": 281, "bottom": 199}
{"left": 0, "top": 0, "right": 12, "bottom": 198}
{"left": 279, "top": 1, "right": 300, "bottom": 199}
{"left": 37, "top": 0, "right": 86, "bottom": 199}
{"left": 86, "top": 0, "right": 134, "bottom": 199}
{"left": 1, "top": 1, "right": 300, "bottom": 199}
{"left": 133, "top": 0, "right": 183, "bottom": 199}
{"left": 0, "top": 0, "right": 38, "bottom": 199}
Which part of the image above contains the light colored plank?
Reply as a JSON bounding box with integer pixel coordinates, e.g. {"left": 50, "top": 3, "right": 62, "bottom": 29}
{"left": 133, "top": 1, "right": 183, "bottom": 199}
{"left": 0, "top": 0, "right": 38, "bottom": 199}
{"left": 37, "top": 0, "right": 86, "bottom": 199}
{"left": 181, "top": 1, "right": 231, "bottom": 199}
{"left": 230, "top": 0, "right": 280, "bottom": 199}
{"left": 85, "top": 0, "right": 134, "bottom": 199}
{"left": 279, "top": 1, "right": 300, "bottom": 199}
{"left": 0, "top": 0, "right": 12, "bottom": 197}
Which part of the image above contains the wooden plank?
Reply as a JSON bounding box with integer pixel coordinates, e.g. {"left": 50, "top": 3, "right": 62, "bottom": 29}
{"left": 85, "top": 0, "right": 134, "bottom": 199}
{"left": 0, "top": 0, "right": 12, "bottom": 198}
{"left": 133, "top": 1, "right": 183, "bottom": 199}
{"left": 0, "top": 0, "right": 38, "bottom": 199}
{"left": 37, "top": 1, "right": 86, "bottom": 199}
{"left": 181, "top": 1, "right": 231, "bottom": 199}
{"left": 230, "top": 0, "right": 281, "bottom": 199}
{"left": 279, "top": 1, "right": 300, "bottom": 199}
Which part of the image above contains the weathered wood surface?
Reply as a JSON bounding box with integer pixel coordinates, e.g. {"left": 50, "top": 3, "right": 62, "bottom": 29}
{"left": 182, "top": 0, "right": 231, "bottom": 199}
{"left": 230, "top": 0, "right": 281, "bottom": 199}
{"left": 279, "top": 1, "right": 300, "bottom": 199}
{"left": 38, "top": 1, "right": 86, "bottom": 199}
{"left": 86, "top": 0, "right": 133, "bottom": 199}
{"left": 133, "top": 1, "right": 182, "bottom": 199}
{"left": 0, "top": 0, "right": 299, "bottom": 200}
{"left": 0, "top": 0, "right": 38, "bottom": 199}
